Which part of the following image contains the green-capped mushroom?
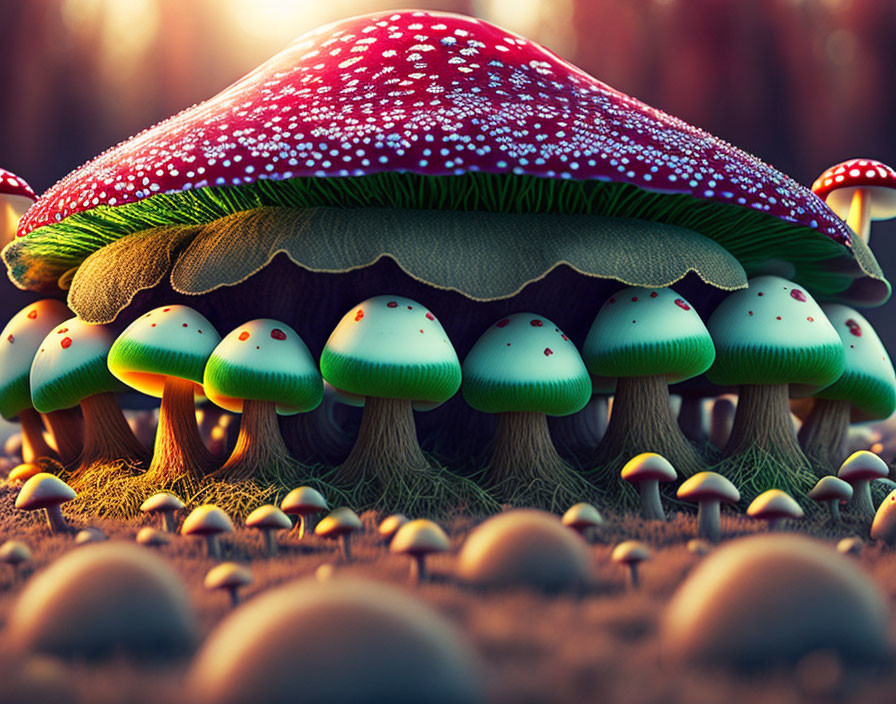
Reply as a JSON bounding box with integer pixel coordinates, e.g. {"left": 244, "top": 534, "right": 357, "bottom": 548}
{"left": 320, "top": 296, "right": 463, "bottom": 511}
{"left": 204, "top": 319, "right": 322, "bottom": 484}
{"left": 108, "top": 305, "right": 220, "bottom": 483}
{"left": 462, "top": 313, "right": 592, "bottom": 510}
{"left": 798, "top": 305, "right": 896, "bottom": 474}
{"left": 30, "top": 317, "right": 146, "bottom": 476}
{"left": 583, "top": 286, "right": 713, "bottom": 498}
{"left": 0, "top": 300, "right": 80, "bottom": 464}
{"left": 707, "top": 276, "right": 845, "bottom": 500}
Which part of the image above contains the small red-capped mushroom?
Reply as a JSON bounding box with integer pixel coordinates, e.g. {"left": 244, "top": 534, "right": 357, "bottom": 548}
{"left": 812, "top": 159, "right": 896, "bottom": 244}
{"left": 0, "top": 167, "right": 35, "bottom": 248}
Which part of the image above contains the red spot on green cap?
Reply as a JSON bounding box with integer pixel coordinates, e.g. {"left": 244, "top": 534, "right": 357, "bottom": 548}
{"left": 790, "top": 289, "right": 807, "bottom": 302}
{"left": 561, "top": 334, "right": 568, "bottom": 341}
{"left": 530, "top": 319, "right": 543, "bottom": 327}
{"left": 26, "top": 310, "right": 37, "bottom": 319}
{"left": 354, "top": 309, "right": 364, "bottom": 322}
{"left": 271, "top": 329, "right": 287, "bottom": 340}
{"left": 182, "top": 323, "right": 188, "bottom": 327}
{"left": 496, "top": 319, "right": 510, "bottom": 328}
{"left": 609, "top": 297, "right": 616, "bottom": 304}
{"left": 650, "top": 292, "right": 658, "bottom": 298}
{"left": 57, "top": 327, "right": 68, "bottom": 334}
{"left": 60, "top": 337, "right": 72, "bottom": 349}
{"left": 845, "top": 319, "right": 862, "bottom": 337}
{"left": 425, "top": 312, "right": 434, "bottom": 321}
{"left": 6, "top": 335, "right": 13, "bottom": 343}
{"left": 631, "top": 296, "right": 638, "bottom": 302}
{"left": 674, "top": 299, "right": 691, "bottom": 311}
{"left": 387, "top": 301, "right": 398, "bottom": 308}
{"left": 544, "top": 348, "right": 553, "bottom": 356}
{"left": 238, "top": 331, "right": 250, "bottom": 341}
{"left": 807, "top": 317, "right": 814, "bottom": 322}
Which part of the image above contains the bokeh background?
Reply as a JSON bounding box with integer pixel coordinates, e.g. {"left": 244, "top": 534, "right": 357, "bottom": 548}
{"left": 1, "top": 0, "right": 894, "bottom": 338}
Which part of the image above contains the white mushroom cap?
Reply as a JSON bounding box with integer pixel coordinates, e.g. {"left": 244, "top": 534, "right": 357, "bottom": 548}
{"left": 808, "top": 476, "right": 854, "bottom": 503}
{"left": 611, "top": 540, "right": 652, "bottom": 566}
{"left": 136, "top": 527, "right": 171, "bottom": 547}
{"left": 561, "top": 502, "right": 604, "bottom": 529}
{"left": 280, "top": 486, "right": 328, "bottom": 515}
{"left": 246, "top": 505, "right": 292, "bottom": 531}
{"left": 746, "top": 490, "right": 804, "bottom": 521}
{"left": 677, "top": 471, "right": 740, "bottom": 504}
{"left": 181, "top": 505, "right": 234, "bottom": 537}
{"left": 140, "top": 492, "right": 185, "bottom": 514}
{"left": 315, "top": 507, "right": 362, "bottom": 538}
{"left": 390, "top": 519, "right": 450, "bottom": 557}
{"left": 378, "top": 513, "right": 409, "bottom": 540}
{"left": 75, "top": 528, "right": 108, "bottom": 544}
{"left": 15, "top": 473, "right": 76, "bottom": 511}
{"left": 621, "top": 452, "right": 677, "bottom": 484}
{"left": 838, "top": 451, "right": 889, "bottom": 483}
{"left": 204, "top": 562, "right": 253, "bottom": 592}
{"left": 837, "top": 537, "right": 864, "bottom": 556}
{"left": 0, "top": 540, "right": 32, "bottom": 565}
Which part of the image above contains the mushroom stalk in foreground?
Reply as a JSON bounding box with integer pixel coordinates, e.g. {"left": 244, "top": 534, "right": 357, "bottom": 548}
{"left": 154, "top": 376, "right": 216, "bottom": 481}
{"left": 39, "top": 408, "right": 83, "bottom": 466}
{"left": 17, "top": 408, "right": 55, "bottom": 463}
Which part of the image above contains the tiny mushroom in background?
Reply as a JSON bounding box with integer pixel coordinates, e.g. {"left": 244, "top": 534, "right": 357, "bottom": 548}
{"left": 280, "top": 486, "right": 328, "bottom": 539}
{"left": 245, "top": 505, "right": 291, "bottom": 557}
{"left": 838, "top": 450, "right": 889, "bottom": 517}
{"left": 621, "top": 452, "right": 677, "bottom": 520}
{"left": 15, "top": 473, "right": 76, "bottom": 534}
{"left": 389, "top": 519, "right": 451, "bottom": 584}
{"left": 75, "top": 527, "right": 108, "bottom": 545}
{"left": 7, "top": 462, "right": 43, "bottom": 484}
{"left": 0, "top": 167, "right": 35, "bottom": 248}
{"left": 838, "top": 537, "right": 864, "bottom": 556}
{"left": 746, "top": 489, "right": 804, "bottom": 531}
{"left": 561, "top": 502, "right": 604, "bottom": 542}
{"left": 612, "top": 540, "right": 651, "bottom": 590}
{"left": 812, "top": 159, "right": 896, "bottom": 244}
{"left": 870, "top": 490, "right": 896, "bottom": 546}
{"left": 0, "top": 540, "right": 32, "bottom": 573}
{"left": 378, "top": 513, "right": 409, "bottom": 545}
{"left": 708, "top": 397, "right": 736, "bottom": 450}
{"left": 315, "top": 507, "right": 362, "bottom": 562}
{"left": 140, "top": 492, "right": 185, "bottom": 533}
{"left": 181, "top": 504, "right": 234, "bottom": 560}
{"left": 687, "top": 539, "right": 713, "bottom": 556}
{"left": 136, "top": 527, "right": 171, "bottom": 548}
{"left": 808, "top": 476, "right": 854, "bottom": 524}
{"left": 676, "top": 471, "right": 740, "bottom": 542}
{"left": 204, "top": 562, "right": 253, "bottom": 607}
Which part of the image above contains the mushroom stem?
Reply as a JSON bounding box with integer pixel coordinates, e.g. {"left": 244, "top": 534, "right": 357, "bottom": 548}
{"left": 847, "top": 480, "right": 874, "bottom": 517}
{"left": 798, "top": 398, "right": 851, "bottom": 476}
{"left": 768, "top": 518, "right": 785, "bottom": 532}
{"left": 205, "top": 535, "right": 222, "bottom": 560}
{"left": 677, "top": 395, "right": 706, "bottom": 444}
{"left": 827, "top": 500, "right": 842, "bottom": 525}
{"left": 295, "top": 514, "right": 308, "bottom": 540}
{"left": 18, "top": 408, "right": 55, "bottom": 462}
{"left": 627, "top": 564, "right": 640, "bottom": 590}
{"left": 44, "top": 505, "right": 69, "bottom": 535}
{"left": 145, "top": 377, "right": 214, "bottom": 483}
{"left": 76, "top": 392, "right": 146, "bottom": 471}
{"left": 548, "top": 396, "right": 608, "bottom": 461}
{"left": 847, "top": 187, "right": 872, "bottom": 243}
{"left": 162, "top": 511, "right": 177, "bottom": 533}
{"left": 340, "top": 534, "right": 352, "bottom": 563}
{"left": 227, "top": 587, "right": 241, "bottom": 607}
{"left": 592, "top": 375, "right": 703, "bottom": 497}
{"left": 697, "top": 499, "right": 721, "bottom": 542}
{"left": 211, "top": 399, "right": 302, "bottom": 484}
{"left": 638, "top": 480, "right": 665, "bottom": 521}
{"left": 708, "top": 398, "right": 735, "bottom": 450}
{"left": 409, "top": 554, "right": 427, "bottom": 584}
{"left": 263, "top": 530, "right": 278, "bottom": 557}
{"left": 484, "top": 412, "right": 593, "bottom": 511}
{"left": 42, "top": 408, "right": 83, "bottom": 466}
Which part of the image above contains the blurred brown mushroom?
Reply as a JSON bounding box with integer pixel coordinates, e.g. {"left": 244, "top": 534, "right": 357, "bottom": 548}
{"left": 181, "top": 505, "right": 234, "bottom": 560}
{"left": 314, "top": 507, "right": 361, "bottom": 562}
{"left": 561, "top": 502, "right": 604, "bottom": 542}
{"left": 136, "top": 526, "right": 171, "bottom": 548}
{"left": 611, "top": 540, "right": 651, "bottom": 590}
{"left": 870, "top": 489, "right": 896, "bottom": 546}
{"left": 0, "top": 540, "right": 32, "bottom": 573}
{"left": 390, "top": 519, "right": 450, "bottom": 583}
{"left": 204, "top": 562, "right": 253, "bottom": 607}
{"left": 246, "top": 505, "right": 291, "bottom": 557}
{"left": 377, "top": 513, "right": 409, "bottom": 546}
{"left": 75, "top": 527, "right": 108, "bottom": 544}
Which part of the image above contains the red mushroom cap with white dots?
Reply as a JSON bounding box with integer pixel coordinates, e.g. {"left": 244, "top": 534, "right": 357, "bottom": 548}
{"left": 0, "top": 168, "right": 36, "bottom": 247}
{"left": 812, "top": 159, "right": 896, "bottom": 222}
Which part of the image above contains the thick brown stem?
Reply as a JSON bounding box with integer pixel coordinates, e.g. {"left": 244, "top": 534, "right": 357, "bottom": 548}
{"left": 144, "top": 377, "right": 214, "bottom": 484}
{"left": 19, "top": 408, "right": 55, "bottom": 462}
{"left": 335, "top": 397, "right": 429, "bottom": 486}
{"left": 594, "top": 375, "right": 704, "bottom": 478}
{"left": 45, "top": 505, "right": 69, "bottom": 534}
{"left": 725, "top": 384, "right": 803, "bottom": 459}
{"left": 210, "top": 399, "right": 301, "bottom": 484}
{"left": 42, "top": 408, "right": 83, "bottom": 466}
{"left": 77, "top": 392, "right": 147, "bottom": 469}
{"left": 798, "top": 398, "right": 851, "bottom": 476}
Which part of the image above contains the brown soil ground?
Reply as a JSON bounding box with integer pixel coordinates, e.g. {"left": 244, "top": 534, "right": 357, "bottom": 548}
{"left": 1, "top": 478, "right": 895, "bottom": 704}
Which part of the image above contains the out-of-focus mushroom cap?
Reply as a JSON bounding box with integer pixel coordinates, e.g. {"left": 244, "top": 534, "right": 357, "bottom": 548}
{"left": 584, "top": 287, "right": 714, "bottom": 383}
{"left": 181, "top": 505, "right": 234, "bottom": 537}
{"left": 461, "top": 313, "right": 591, "bottom": 416}
{"left": 204, "top": 562, "right": 253, "bottom": 592}
{"left": 813, "top": 159, "right": 896, "bottom": 221}
{"left": 379, "top": 513, "right": 409, "bottom": 538}
{"left": 0, "top": 300, "right": 71, "bottom": 419}
{"left": 746, "top": 489, "right": 804, "bottom": 521}
{"left": 456, "top": 510, "right": 591, "bottom": 591}
{"left": 8, "top": 463, "right": 43, "bottom": 484}
{"left": 188, "top": 577, "right": 483, "bottom": 704}
{"left": 561, "top": 502, "right": 604, "bottom": 529}
{"left": 813, "top": 305, "right": 896, "bottom": 421}
{"left": 390, "top": 519, "right": 450, "bottom": 556}
{"left": 0, "top": 540, "right": 32, "bottom": 565}
{"left": 662, "top": 534, "right": 890, "bottom": 667}
{"left": 280, "top": 486, "right": 328, "bottom": 515}
{"left": 204, "top": 320, "right": 322, "bottom": 415}
{"left": 136, "top": 527, "right": 172, "bottom": 547}
{"left": 107, "top": 305, "right": 220, "bottom": 398}
{"left": 677, "top": 471, "right": 740, "bottom": 504}
{"left": 30, "top": 317, "right": 124, "bottom": 412}
{"left": 6, "top": 542, "right": 196, "bottom": 659}
{"left": 0, "top": 168, "right": 35, "bottom": 248}
{"left": 75, "top": 528, "right": 108, "bottom": 544}
{"left": 15, "top": 473, "right": 76, "bottom": 511}
{"left": 140, "top": 492, "right": 185, "bottom": 514}
{"left": 611, "top": 540, "right": 651, "bottom": 565}
{"left": 621, "top": 452, "right": 677, "bottom": 484}
{"left": 871, "top": 490, "right": 896, "bottom": 544}
{"left": 808, "top": 476, "right": 854, "bottom": 503}
{"left": 246, "top": 505, "right": 291, "bottom": 531}
{"left": 838, "top": 450, "right": 890, "bottom": 483}
{"left": 707, "top": 276, "right": 845, "bottom": 387}
{"left": 320, "top": 296, "right": 461, "bottom": 404}
{"left": 315, "top": 507, "right": 362, "bottom": 538}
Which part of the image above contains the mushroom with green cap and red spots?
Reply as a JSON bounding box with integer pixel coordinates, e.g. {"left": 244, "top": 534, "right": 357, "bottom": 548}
{"left": 583, "top": 286, "right": 714, "bottom": 499}
{"left": 30, "top": 316, "right": 146, "bottom": 478}
{"left": 838, "top": 450, "right": 889, "bottom": 517}
{"left": 108, "top": 304, "right": 221, "bottom": 485}
{"left": 676, "top": 471, "right": 740, "bottom": 542}
{"left": 797, "top": 305, "right": 896, "bottom": 474}
{"left": 461, "top": 312, "right": 592, "bottom": 510}
{"left": 203, "top": 318, "right": 323, "bottom": 485}
{"left": 0, "top": 299, "right": 82, "bottom": 464}
{"left": 706, "top": 275, "right": 845, "bottom": 502}
{"left": 320, "top": 295, "right": 487, "bottom": 513}
{"left": 812, "top": 159, "right": 896, "bottom": 245}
